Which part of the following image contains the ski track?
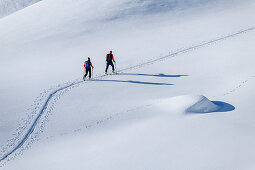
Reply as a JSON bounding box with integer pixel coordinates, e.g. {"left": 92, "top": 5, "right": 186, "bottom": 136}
{"left": 0, "top": 26, "right": 254, "bottom": 165}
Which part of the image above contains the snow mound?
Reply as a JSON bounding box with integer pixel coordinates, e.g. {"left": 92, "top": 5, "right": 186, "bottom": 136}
{"left": 185, "top": 95, "right": 220, "bottom": 113}
{"left": 157, "top": 95, "right": 220, "bottom": 113}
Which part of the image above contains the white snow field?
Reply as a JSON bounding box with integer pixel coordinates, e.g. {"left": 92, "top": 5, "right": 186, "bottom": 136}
{"left": 0, "top": 0, "right": 255, "bottom": 169}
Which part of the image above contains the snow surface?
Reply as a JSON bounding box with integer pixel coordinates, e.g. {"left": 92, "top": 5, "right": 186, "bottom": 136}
{"left": 0, "top": 0, "right": 255, "bottom": 169}
{"left": 157, "top": 95, "right": 221, "bottom": 113}
{"left": 0, "top": 0, "right": 41, "bottom": 18}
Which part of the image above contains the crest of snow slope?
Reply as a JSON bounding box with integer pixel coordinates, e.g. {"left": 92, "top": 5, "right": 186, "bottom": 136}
{"left": 0, "top": 0, "right": 41, "bottom": 18}
{"left": 157, "top": 95, "right": 220, "bottom": 113}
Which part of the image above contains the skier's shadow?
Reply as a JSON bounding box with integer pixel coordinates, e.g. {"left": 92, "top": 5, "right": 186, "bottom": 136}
{"left": 92, "top": 73, "right": 188, "bottom": 86}
{"left": 92, "top": 79, "right": 174, "bottom": 86}
{"left": 116, "top": 73, "right": 188, "bottom": 78}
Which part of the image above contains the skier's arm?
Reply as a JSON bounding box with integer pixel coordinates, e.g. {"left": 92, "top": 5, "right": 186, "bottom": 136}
{"left": 90, "top": 61, "right": 94, "bottom": 69}
{"left": 112, "top": 55, "right": 115, "bottom": 62}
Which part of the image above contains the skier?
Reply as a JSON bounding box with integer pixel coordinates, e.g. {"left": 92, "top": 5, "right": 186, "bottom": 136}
{"left": 83, "top": 57, "right": 94, "bottom": 81}
{"left": 105, "top": 50, "right": 115, "bottom": 74}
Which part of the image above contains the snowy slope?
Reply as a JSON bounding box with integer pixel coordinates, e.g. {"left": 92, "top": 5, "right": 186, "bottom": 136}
{"left": 0, "top": 0, "right": 41, "bottom": 18}
{"left": 1, "top": 0, "right": 255, "bottom": 169}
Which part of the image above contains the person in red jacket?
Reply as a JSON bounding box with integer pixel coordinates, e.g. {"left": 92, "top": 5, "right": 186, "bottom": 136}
{"left": 105, "top": 51, "right": 115, "bottom": 74}
{"left": 83, "top": 57, "right": 94, "bottom": 81}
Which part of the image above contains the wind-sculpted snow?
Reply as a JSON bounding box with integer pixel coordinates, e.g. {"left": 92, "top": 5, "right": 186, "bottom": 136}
{"left": 107, "top": 0, "right": 242, "bottom": 20}
{"left": 157, "top": 95, "right": 219, "bottom": 113}
{"left": 0, "top": 26, "right": 254, "bottom": 166}
{"left": 0, "top": 0, "right": 41, "bottom": 18}
{"left": 186, "top": 96, "right": 220, "bottom": 113}
{"left": 156, "top": 95, "right": 236, "bottom": 114}
{"left": 0, "top": 0, "right": 242, "bottom": 20}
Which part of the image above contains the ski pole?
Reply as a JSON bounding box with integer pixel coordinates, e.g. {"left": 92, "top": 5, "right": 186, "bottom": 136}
{"left": 92, "top": 68, "right": 94, "bottom": 79}
{"left": 114, "top": 61, "right": 117, "bottom": 73}
{"left": 83, "top": 67, "right": 86, "bottom": 81}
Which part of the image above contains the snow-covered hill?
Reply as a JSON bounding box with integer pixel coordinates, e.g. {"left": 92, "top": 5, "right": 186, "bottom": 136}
{"left": 0, "top": 0, "right": 41, "bottom": 18}
{"left": 0, "top": 0, "right": 255, "bottom": 169}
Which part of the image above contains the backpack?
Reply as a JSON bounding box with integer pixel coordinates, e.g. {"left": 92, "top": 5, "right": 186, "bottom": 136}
{"left": 85, "top": 61, "right": 90, "bottom": 68}
{"left": 106, "top": 54, "right": 113, "bottom": 61}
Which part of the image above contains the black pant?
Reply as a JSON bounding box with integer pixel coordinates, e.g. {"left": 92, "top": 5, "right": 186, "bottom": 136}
{"left": 105, "top": 61, "right": 114, "bottom": 73}
{"left": 84, "top": 68, "right": 91, "bottom": 78}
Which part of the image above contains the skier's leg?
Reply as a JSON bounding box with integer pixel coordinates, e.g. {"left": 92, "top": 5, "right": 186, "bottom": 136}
{"left": 105, "top": 62, "right": 110, "bottom": 73}
{"left": 89, "top": 68, "right": 92, "bottom": 78}
{"left": 84, "top": 69, "right": 89, "bottom": 77}
{"left": 83, "top": 69, "right": 88, "bottom": 80}
{"left": 110, "top": 61, "right": 114, "bottom": 72}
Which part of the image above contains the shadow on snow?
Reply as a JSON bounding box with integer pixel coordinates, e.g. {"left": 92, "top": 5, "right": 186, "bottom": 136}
{"left": 212, "top": 101, "right": 235, "bottom": 112}
{"left": 91, "top": 79, "right": 174, "bottom": 86}
{"left": 116, "top": 73, "right": 188, "bottom": 78}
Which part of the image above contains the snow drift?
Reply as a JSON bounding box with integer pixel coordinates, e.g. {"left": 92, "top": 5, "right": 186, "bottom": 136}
{"left": 186, "top": 95, "right": 219, "bottom": 113}
{"left": 157, "top": 95, "right": 227, "bottom": 113}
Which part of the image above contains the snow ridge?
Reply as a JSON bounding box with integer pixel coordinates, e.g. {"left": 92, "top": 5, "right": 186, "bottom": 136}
{"left": 0, "top": 26, "right": 254, "bottom": 164}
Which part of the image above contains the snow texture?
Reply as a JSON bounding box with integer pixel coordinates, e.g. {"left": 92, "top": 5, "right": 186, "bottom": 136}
{"left": 157, "top": 95, "right": 221, "bottom": 113}
{"left": 0, "top": 0, "right": 41, "bottom": 18}
{"left": 0, "top": 0, "right": 255, "bottom": 169}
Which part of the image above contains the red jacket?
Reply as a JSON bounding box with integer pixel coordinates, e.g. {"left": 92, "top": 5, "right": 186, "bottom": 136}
{"left": 106, "top": 53, "right": 115, "bottom": 62}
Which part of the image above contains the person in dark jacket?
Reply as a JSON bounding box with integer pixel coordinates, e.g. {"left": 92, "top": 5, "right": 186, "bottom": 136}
{"left": 83, "top": 57, "right": 94, "bottom": 80}
{"left": 105, "top": 51, "right": 115, "bottom": 74}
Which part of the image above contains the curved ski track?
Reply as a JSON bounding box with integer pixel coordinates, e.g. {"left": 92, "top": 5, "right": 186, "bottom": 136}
{"left": 0, "top": 26, "right": 254, "bottom": 163}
